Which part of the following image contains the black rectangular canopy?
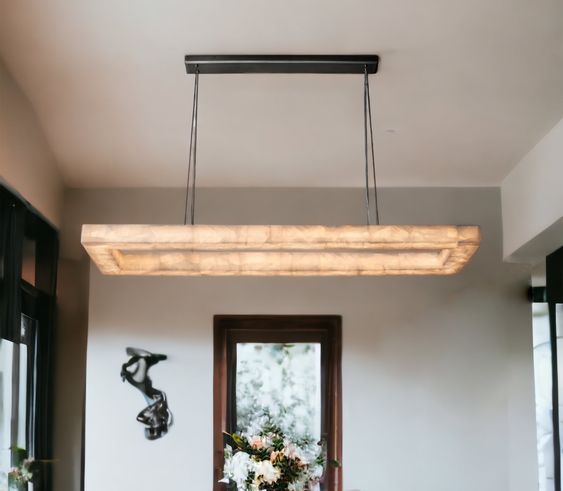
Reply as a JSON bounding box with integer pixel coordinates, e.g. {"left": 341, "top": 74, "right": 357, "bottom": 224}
{"left": 185, "top": 55, "right": 379, "bottom": 74}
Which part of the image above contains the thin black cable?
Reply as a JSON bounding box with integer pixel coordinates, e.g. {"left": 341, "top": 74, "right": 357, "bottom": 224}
{"left": 183, "top": 70, "right": 197, "bottom": 224}
{"left": 190, "top": 70, "right": 200, "bottom": 225}
{"left": 363, "top": 67, "right": 371, "bottom": 225}
{"left": 184, "top": 68, "right": 200, "bottom": 225}
{"left": 365, "top": 70, "right": 380, "bottom": 225}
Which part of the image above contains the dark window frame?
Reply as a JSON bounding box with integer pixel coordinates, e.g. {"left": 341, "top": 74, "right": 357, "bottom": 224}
{"left": 213, "top": 315, "right": 342, "bottom": 491}
{"left": 547, "top": 246, "right": 563, "bottom": 491}
{"left": 0, "top": 184, "right": 58, "bottom": 491}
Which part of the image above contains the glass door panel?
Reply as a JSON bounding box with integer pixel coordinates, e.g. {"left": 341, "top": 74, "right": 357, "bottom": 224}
{"left": 557, "top": 304, "right": 563, "bottom": 491}
{"left": 235, "top": 342, "right": 322, "bottom": 441}
{"left": 534, "top": 303, "right": 556, "bottom": 491}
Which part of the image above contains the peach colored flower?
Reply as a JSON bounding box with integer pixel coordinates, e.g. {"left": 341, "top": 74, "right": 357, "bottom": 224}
{"left": 250, "top": 436, "right": 264, "bottom": 449}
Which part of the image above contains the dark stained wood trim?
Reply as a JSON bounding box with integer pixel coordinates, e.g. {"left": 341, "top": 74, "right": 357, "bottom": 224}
{"left": 213, "top": 320, "right": 229, "bottom": 487}
{"left": 330, "top": 320, "right": 343, "bottom": 490}
{"left": 213, "top": 315, "right": 342, "bottom": 491}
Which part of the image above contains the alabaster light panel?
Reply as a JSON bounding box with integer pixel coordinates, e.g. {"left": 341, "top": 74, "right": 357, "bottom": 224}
{"left": 81, "top": 224, "right": 481, "bottom": 276}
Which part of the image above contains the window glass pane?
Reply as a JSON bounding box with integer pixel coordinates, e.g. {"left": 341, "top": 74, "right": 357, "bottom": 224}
{"left": 558, "top": 304, "right": 563, "bottom": 491}
{"left": 0, "top": 316, "right": 37, "bottom": 487}
{"left": 16, "top": 343, "right": 28, "bottom": 450}
{"left": 533, "top": 302, "right": 556, "bottom": 491}
{"left": 236, "top": 343, "right": 321, "bottom": 441}
{"left": 0, "top": 338, "right": 14, "bottom": 481}
{"left": 20, "top": 314, "right": 37, "bottom": 459}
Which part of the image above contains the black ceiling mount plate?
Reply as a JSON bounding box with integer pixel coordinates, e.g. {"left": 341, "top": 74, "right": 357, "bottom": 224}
{"left": 185, "top": 55, "right": 379, "bottom": 75}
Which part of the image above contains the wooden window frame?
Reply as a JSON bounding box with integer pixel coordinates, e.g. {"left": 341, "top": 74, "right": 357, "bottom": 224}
{"left": 213, "top": 315, "right": 342, "bottom": 491}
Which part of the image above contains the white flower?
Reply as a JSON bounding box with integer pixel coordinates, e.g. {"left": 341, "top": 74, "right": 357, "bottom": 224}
{"left": 254, "top": 459, "right": 280, "bottom": 484}
{"left": 311, "top": 464, "right": 324, "bottom": 479}
{"left": 288, "top": 482, "right": 308, "bottom": 491}
{"left": 20, "top": 459, "right": 35, "bottom": 481}
{"left": 222, "top": 451, "right": 254, "bottom": 490}
{"left": 288, "top": 482, "right": 303, "bottom": 491}
{"left": 283, "top": 443, "right": 307, "bottom": 463}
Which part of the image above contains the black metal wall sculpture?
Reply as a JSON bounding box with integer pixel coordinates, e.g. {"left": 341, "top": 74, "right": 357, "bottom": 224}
{"left": 121, "top": 347, "right": 173, "bottom": 440}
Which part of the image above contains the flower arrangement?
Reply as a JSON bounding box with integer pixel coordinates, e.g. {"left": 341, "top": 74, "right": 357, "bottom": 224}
{"left": 8, "top": 458, "right": 37, "bottom": 486}
{"left": 3, "top": 447, "right": 50, "bottom": 490}
{"left": 220, "top": 419, "right": 335, "bottom": 491}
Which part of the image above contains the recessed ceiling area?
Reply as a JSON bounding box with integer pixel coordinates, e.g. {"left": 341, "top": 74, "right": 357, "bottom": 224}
{"left": 1, "top": 0, "right": 562, "bottom": 188}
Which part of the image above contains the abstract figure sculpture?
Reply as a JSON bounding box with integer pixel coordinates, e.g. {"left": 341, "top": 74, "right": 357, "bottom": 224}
{"left": 121, "top": 347, "right": 173, "bottom": 440}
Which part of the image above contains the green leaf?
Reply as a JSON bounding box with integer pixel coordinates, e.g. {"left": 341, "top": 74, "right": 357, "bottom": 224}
{"left": 231, "top": 433, "right": 246, "bottom": 449}
{"left": 329, "top": 458, "right": 341, "bottom": 468}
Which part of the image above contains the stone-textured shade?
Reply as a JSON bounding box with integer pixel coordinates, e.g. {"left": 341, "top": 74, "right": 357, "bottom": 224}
{"left": 81, "top": 224, "right": 481, "bottom": 276}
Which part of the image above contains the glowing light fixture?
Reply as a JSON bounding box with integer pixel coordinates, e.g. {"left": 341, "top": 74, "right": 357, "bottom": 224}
{"left": 82, "top": 224, "right": 480, "bottom": 276}
{"left": 82, "top": 56, "right": 480, "bottom": 277}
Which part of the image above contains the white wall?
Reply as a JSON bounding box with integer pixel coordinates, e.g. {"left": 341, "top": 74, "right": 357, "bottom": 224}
{"left": 71, "top": 187, "right": 536, "bottom": 491}
{"left": 0, "top": 61, "right": 63, "bottom": 226}
{"left": 502, "top": 118, "right": 563, "bottom": 264}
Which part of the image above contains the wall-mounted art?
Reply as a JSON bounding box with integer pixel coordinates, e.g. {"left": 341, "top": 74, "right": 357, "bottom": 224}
{"left": 120, "top": 347, "right": 173, "bottom": 440}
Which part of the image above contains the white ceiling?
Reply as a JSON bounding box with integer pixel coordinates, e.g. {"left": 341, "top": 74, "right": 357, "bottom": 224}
{"left": 1, "top": 0, "right": 562, "bottom": 188}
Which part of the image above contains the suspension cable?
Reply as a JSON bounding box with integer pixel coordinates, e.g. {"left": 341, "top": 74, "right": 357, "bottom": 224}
{"left": 184, "top": 68, "right": 200, "bottom": 225}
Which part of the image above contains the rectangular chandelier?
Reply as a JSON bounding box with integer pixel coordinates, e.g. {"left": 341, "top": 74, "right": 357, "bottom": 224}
{"left": 81, "top": 224, "right": 480, "bottom": 276}
{"left": 80, "top": 56, "right": 482, "bottom": 278}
